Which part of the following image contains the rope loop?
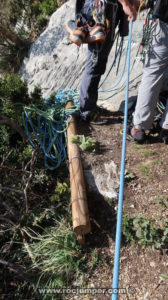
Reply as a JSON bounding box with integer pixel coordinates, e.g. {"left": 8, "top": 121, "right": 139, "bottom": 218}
{"left": 24, "top": 89, "right": 79, "bottom": 170}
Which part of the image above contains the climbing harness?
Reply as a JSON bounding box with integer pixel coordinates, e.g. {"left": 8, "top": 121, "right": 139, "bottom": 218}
{"left": 111, "top": 20, "right": 133, "bottom": 300}
{"left": 24, "top": 90, "right": 79, "bottom": 170}
{"left": 89, "top": 0, "right": 118, "bottom": 64}
{"left": 92, "top": 0, "right": 105, "bottom": 24}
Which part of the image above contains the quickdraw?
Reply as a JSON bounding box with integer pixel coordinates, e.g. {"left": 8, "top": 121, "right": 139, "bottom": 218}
{"left": 136, "top": 8, "right": 153, "bottom": 65}
{"left": 91, "top": 0, "right": 106, "bottom": 24}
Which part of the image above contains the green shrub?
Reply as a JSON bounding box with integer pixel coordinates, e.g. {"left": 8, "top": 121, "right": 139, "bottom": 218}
{"left": 122, "top": 214, "right": 168, "bottom": 249}
{"left": 0, "top": 73, "right": 28, "bottom": 104}
{"left": 39, "top": 0, "right": 58, "bottom": 16}
{"left": 71, "top": 134, "right": 96, "bottom": 152}
{"left": 23, "top": 222, "right": 86, "bottom": 289}
{"left": 36, "top": 15, "right": 48, "bottom": 30}
{"left": 0, "top": 74, "right": 43, "bottom": 150}
{"left": 0, "top": 73, "right": 29, "bottom": 124}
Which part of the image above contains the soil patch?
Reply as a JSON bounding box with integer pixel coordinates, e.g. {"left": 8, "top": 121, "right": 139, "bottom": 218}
{"left": 75, "top": 110, "right": 168, "bottom": 300}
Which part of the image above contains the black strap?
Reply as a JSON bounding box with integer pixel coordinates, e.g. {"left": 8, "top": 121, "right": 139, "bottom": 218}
{"left": 153, "top": 0, "right": 168, "bottom": 23}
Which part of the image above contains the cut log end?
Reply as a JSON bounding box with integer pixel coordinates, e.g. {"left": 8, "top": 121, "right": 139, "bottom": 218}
{"left": 77, "top": 234, "right": 85, "bottom": 245}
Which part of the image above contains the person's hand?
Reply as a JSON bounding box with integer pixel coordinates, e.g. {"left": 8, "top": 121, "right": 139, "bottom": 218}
{"left": 119, "top": 0, "right": 138, "bottom": 21}
{"left": 122, "top": 2, "right": 137, "bottom": 21}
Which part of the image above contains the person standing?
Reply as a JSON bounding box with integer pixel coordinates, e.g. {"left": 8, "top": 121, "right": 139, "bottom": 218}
{"left": 131, "top": 0, "right": 168, "bottom": 143}
{"left": 66, "top": 0, "right": 139, "bottom": 123}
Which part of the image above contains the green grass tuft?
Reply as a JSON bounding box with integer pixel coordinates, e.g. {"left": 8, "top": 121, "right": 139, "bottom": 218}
{"left": 139, "top": 164, "right": 153, "bottom": 181}
{"left": 23, "top": 221, "right": 87, "bottom": 290}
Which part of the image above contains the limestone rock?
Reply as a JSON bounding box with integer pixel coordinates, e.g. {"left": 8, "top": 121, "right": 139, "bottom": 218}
{"left": 84, "top": 161, "right": 120, "bottom": 199}
{"left": 21, "top": 0, "right": 87, "bottom": 98}
{"left": 21, "top": 2, "right": 168, "bottom": 112}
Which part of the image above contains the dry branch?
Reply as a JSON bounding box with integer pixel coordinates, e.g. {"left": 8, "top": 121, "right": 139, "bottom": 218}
{"left": 0, "top": 185, "right": 24, "bottom": 196}
{"left": 22, "top": 150, "right": 36, "bottom": 212}
{"left": 0, "top": 258, "right": 33, "bottom": 284}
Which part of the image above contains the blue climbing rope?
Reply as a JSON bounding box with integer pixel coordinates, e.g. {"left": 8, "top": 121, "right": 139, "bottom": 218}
{"left": 111, "top": 20, "right": 133, "bottom": 300}
{"left": 24, "top": 89, "right": 79, "bottom": 170}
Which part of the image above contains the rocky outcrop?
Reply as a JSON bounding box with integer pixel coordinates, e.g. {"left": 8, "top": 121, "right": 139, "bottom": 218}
{"left": 21, "top": 1, "right": 168, "bottom": 111}
{"left": 21, "top": 0, "right": 87, "bottom": 97}
{"left": 21, "top": 0, "right": 145, "bottom": 108}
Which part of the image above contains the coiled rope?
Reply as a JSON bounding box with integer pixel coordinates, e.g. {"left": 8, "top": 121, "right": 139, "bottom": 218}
{"left": 24, "top": 89, "right": 79, "bottom": 170}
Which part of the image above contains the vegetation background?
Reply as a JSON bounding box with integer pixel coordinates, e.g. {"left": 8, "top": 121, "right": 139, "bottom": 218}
{"left": 0, "top": 2, "right": 102, "bottom": 298}
{"left": 0, "top": 1, "right": 168, "bottom": 299}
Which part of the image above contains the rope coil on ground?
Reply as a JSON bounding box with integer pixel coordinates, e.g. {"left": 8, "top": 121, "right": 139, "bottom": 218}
{"left": 24, "top": 89, "right": 79, "bottom": 170}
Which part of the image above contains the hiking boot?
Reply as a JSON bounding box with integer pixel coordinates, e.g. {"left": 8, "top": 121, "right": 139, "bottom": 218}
{"left": 80, "top": 110, "right": 108, "bottom": 125}
{"left": 65, "top": 19, "right": 87, "bottom": 47}
{"left": 86, "top": 23, "right": 106, "bottom": 43}
{"left": 95, "top": 105, "right": 109, "bottom": 115}
{"left": 159, "top": 128, "right": 168, "bottom": 144}
{"left": 130, "top": 125, "right": 146, "bottom": 143}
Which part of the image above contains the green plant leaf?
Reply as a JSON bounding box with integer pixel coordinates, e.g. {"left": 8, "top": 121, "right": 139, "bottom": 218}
{"left": 159, "top": 274, "right": 168, "bottom": 281}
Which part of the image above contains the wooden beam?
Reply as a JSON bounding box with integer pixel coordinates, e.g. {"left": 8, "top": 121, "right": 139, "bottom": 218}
{"left": 66, "top": 101, "right": 91, "bottom": 244}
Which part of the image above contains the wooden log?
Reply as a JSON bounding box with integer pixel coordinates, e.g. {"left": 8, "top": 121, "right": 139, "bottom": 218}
{"left": 66, "top": 101, "right": 91, "bottom": 244}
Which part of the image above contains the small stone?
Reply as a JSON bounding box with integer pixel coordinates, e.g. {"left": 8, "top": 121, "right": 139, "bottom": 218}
{"left": 150, "top": 261, "right": 156, "bottom": 268}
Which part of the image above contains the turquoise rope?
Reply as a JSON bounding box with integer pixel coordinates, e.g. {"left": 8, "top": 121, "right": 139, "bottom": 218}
{"left": 24, "top": 89, "right": 79, "bottom": 170}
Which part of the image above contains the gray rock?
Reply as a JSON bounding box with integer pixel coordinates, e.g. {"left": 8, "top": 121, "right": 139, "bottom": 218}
{"left": 21, "top": 2, "right": 168, "bottom": 112}
{"left": 21, "top": 0, "right": 87, "bottom": 97}
{"left": 84, "top": 161, "right": 120, "bottom": 199}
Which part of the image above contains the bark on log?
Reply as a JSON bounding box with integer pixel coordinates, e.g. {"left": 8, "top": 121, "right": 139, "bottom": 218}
{"left": 66, "top": 101, "right": 91, "bottom": 244}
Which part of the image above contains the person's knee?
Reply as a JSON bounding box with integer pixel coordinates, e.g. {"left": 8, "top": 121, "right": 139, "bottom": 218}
{"left": 86, "top": 55, "right": 108, "bottom": 75}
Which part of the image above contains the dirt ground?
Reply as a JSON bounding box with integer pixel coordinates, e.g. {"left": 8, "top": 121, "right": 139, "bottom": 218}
{"left": 75, "top": 110, "right": 168, "bottom": 300}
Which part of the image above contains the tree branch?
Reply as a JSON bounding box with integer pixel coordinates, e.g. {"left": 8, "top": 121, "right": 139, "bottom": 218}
{"left": 0, "top": 19, "right": 30, "bottom": 48}
{"left": 23, "top": 150, "right": 36, "bottom": 212}
{"left": 0, "top": 185, "right": 24, "bottom": 196}
{"left": 0, "top": 258, "right": 33, "bottom": 284}
{"left": 0, "top": 114, "right": 27, "bottom": 142}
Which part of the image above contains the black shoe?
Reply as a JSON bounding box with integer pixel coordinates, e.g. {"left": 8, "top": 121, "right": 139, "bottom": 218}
{"left": 85, "top": 111, "right": 108, "bottom": 125}
{"left": 159, "top": 129, "right": 168, "bottom": 144}
{"left": 95, "top": 105, "right": 109, "bottom": 115}
{"left": 130, "top": 125, "right": 146, "bottom": 143}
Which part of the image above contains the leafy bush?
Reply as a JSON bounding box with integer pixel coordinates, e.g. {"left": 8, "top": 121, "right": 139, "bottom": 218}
{"left": 71, "top": 134, "right": 96, "bottom": 152}
{"left": 0, "top": 125, "right": 10, "bottom": 156}
{"left": 0, "top": 73, "right": 44, "bottom": 152}
{"left": 39, "top": 0, "right": 58, "bottom": 16}
{"left": 36, "top": 14, "right": 48, "bottom": 30}
{"left": 0, "top": 73, "right": 28, "bottom": 103}
{"left": 0, "top": 73, "right": 29, "bottom": 125}
{"left": 0, "top": 42, "right": 28, "bottom": 73}
{"left": 122, "top": 214, "right": 168, "bottom": 249}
